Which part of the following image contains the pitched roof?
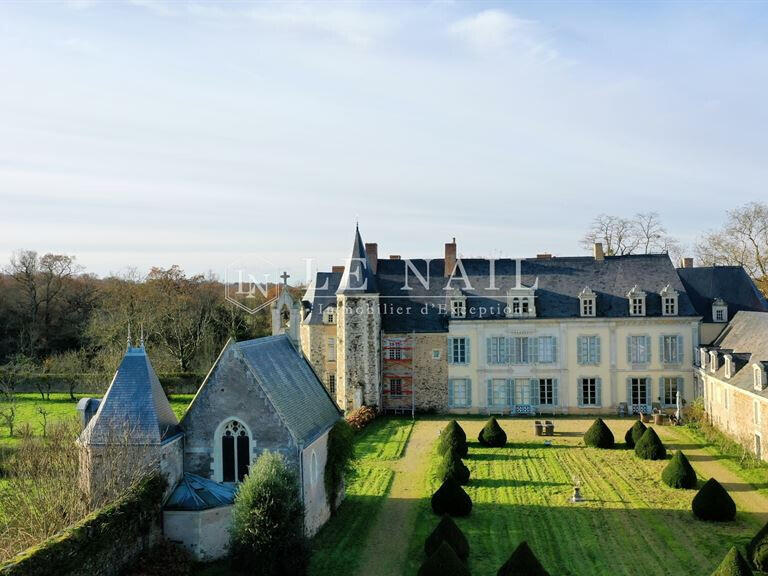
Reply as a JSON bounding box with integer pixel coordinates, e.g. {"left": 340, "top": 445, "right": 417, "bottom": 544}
{"left": 302, "top": 271, "right": 342, "bottom": 325}
{"left": 677, "top": 266, "right": 768, "bottom": 322}
{"left": 236, "top": 334, "right": 340, "bottom": 445}
{"left": 164, "top": 473, "right": 236, "bottom": 511}
{"left": 80, "top": 347, "right": 179, "bottom": 445}
{"left": 706, "top": 311, "right": 768, "bottom": 397}
{"left": 336, "top": 226, "right": 378, "bottom": 295}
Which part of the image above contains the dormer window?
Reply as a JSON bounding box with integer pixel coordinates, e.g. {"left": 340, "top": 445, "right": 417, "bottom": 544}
{"left": 712, "top": 298, "right": 728, "bottom": 323}
{"left": 755, "top": 364, "right": 768, "bottom": 391}
{"left": 660, "top": 284, "right": 679, "bottom": 316}
{"left": 506, "top": 280, "right": 537, "bottom": 318}
{"left": 724, "top": 354, "right": 733, "bottom": 379}
{"left": 579, "top": 286, "right": 596, "bottom": 317}
{"left": 627, "top": 285, "right": 646, "bottom": 317}
{"left": 451, "top": 299, "right": 466, "bottom": 318}
{"left": 709, "top": 351, "right": 719, "bottom": 373}
{"left": 323, "top": 307, "right": 336, "bottom": 325}
{"left": 699, "top": 347, "right": 708, "bottom": 368}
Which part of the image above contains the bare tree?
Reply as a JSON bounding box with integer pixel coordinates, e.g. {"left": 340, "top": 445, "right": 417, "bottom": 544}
{"left": 696, "top": 201, "right": 768, "bottom": 296}
{"left": 581, "top": 214, "right": 639, "bottom": 256}
{"left": 0, "top": 356, "right": 35, "bottom": 437}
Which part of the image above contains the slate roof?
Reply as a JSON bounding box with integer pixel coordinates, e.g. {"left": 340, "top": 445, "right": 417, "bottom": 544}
{"left": 236, "top": 334, "right": 340, "bottom": 445}
{"left": 80, "top": 346, "right": 179, "bottom": 445}
{"left": 303, "top": 252, "right": 699, "bottom": 333}
{"left": 164, "top": 473, "right": 236, "bottom": 511}
{"left": 302, "top": 271, "right": 342, "bottom": 324}
{"left": 677, "top": 266, "right": 768, "bottom": 322}
{"left": 705, "top": 311, "right": 768, "bottom": 397}
{"left": 336, "top": 226, "right": 377, "bottom": 295}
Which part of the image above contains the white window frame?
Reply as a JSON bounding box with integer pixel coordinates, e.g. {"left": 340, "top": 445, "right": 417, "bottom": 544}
{"left": 388, "top": 378, "right": 403, "bottom": 396}
{"left": 451, "top": 299, "right": 466, "bottom": 318}
{"left": 388, "top": 340, "right": 403, "bottom": 360}
{"left": 628, "top": 335, "right": 650, "bottom": 364}
{"left": 579, "top": 377, "right": 599, "bottom": 407}
{"left": 449, "top": 378, "right": 471, "bottom": 407}
{"left": 661, "top": 335, "right": 683, "bottom": 364}
{"left": 579, "top": 286, "right": 596, "bottom": 317}
{"left": 327, "top": 374, "right": 336, "bottom": 396}
{"left": 578, "top": 335, "right": 600, "bottom": 366}
{"left": 538, "top": 378, "right": 556, "bottom": 406}
{"left": 451, "top": 337, "right": 468, "bottom": 364}
{"left": 537, "top": 336, "right": 556, "bottom": 364}
{"left": 323, "top": 307, "right": 336, "bottom": 324}
{"left": 661, "top": 377, "right": 680, "bottom": 406}
{"left": 627, "top": 285, "right": 646, "bottom": 317}
{"left": 510, "top": 336, "right": 530, "bottom": 365}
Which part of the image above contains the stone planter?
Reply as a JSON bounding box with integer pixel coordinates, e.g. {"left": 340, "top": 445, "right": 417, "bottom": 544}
{"left": 653, "top": 413, "right": 664, "bottom": 426}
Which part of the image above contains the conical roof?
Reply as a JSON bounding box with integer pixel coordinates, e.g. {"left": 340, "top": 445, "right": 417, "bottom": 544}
{"left": 336, "top": 225, "right": 378, "bottom": 295}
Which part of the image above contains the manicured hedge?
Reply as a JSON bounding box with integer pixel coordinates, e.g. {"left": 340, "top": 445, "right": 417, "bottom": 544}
{"left": 439, "top": 421, "right": 468, "bottom": 459}
{"left": 425, "top": 516, "right": 469, "bottom": 562}
{"left": 478, "top": 417, "right": 507, "bottom": 447}
{"left": 497, "top": 541, "right": 550, "bottom": 576}
{"left": 435, "top": 453, "right": 470, "bottom": 485}
{"left": 634, "top": 428, "right": 666, "bottom": 461}
{"left": 418, "top": 542, "right": 470, "bottom": 576}
{"left": 431, "top": 478, "right": 472, "bottom": 517}
{"left": 747, "top": 521, "right": 768, "bottom": 571}
{"left": 711, "top": 547, "right": 754, "bottom": 576}
{"left": 624, "top": 420, "right": 647, "bottom": 449}
{"left": 692, "top": 478, "right": 736, "bottom": 522}
{"left": 0, "top": 473, "right": 167, "bottom": 576}
{"left": 583, "top": 418, "right": 614, "bottom": 449}
{"left": 661, "top": 451, "right": 697, "bottom": 489}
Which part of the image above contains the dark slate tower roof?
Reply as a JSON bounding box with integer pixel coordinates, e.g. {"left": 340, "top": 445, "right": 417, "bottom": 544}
{"left": 677, "top": 266, "right": 768, "bottom": 322}
{"left": 336, "top": 225, "right": 378, "bottom": 295}
{"left": 80, "top": 346, "right": 179, "bottom": 445}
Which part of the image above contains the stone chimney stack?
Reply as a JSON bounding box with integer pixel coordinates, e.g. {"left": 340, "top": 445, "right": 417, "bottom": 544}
{"left": 593, "top": 242, "right": 605, "bottom": 262}
{"left": 365, "top": 243, "right": 378, "bottom": 274}
{"left": 332, "top": 265, "right": 345, "bottom": 274}
{"left": 445, "top": 238, "right": 457, "bottom": 277}
{"left": 682, "top": 257, "right": 694, "bottom": 269}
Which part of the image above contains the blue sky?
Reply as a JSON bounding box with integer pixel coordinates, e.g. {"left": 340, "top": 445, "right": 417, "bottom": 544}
{"left": 1, "top": 1, "right": 767, "bottom": 280}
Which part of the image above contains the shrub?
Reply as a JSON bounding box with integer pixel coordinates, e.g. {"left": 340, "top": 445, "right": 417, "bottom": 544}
{"left": 624, "top": 420, "right": 647, "bottom": 449}
{"left": 431, "top": 478, "right": 472, "bottom": 517}
{"left": 497, "top": 541, "right": 551, "bottom": 576}
{"left": 692, "top": 478, "right": 736, "bottom": 522}
{"left": 230, "top": 451, "right": 309, "bottom": 576}
{"left": 711, "top": 546, "right": 754, "bottom": 576}
{"left": 438, "top": 421, "right": 468, "bottom": 458}
{"left": 661, "top": 451, "right": 697, "bottom": 489}
{"left": 325, "top": 419, "right": 355, "bottom": 513}
{"left": 583, "top": 418, "right": 614, "bottom": 449}
{"left": 635, "top": 428, "right": 667, "bottom": 460}
{"left": 418, "top": 541, "right": 471, "bottom": 576}
{"left": 478, "top": 417, "right": 507, "bottom": 447}
{"left": 346, "top": 405, "right": 377, "bottom": 430}
{"left": 435, "top": 452, "right": 470, "bottom": 485}
{"left": 425, "top": 515, "right": 470, "bottom": 562}
{"left": 747, "top": 521, "right": 768, "bottom": 571}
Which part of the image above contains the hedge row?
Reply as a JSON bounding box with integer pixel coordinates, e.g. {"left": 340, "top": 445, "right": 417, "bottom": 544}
{"left": 0, "top": 372, "right": 203, "bottom": 395}
{"left": 0, "top": 473, "right": 167, "bottom": 576}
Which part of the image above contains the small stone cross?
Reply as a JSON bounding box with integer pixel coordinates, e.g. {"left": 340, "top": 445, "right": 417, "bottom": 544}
{"left": 280, "top": 271, "right": 290, "bottom": 285}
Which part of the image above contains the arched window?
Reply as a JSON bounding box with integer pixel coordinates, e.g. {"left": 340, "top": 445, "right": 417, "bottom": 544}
{"left": 219, "top": 420, "right": 251, "bottom": 482}
{"left": 310, "top": 450, "right": 319, "bottom": 486}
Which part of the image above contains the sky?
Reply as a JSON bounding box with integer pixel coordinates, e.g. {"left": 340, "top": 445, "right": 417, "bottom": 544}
{"left": 1, "top": 1, "right": 767, "bottom": 283}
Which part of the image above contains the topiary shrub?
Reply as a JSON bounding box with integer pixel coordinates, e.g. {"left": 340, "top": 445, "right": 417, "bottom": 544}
{"left": 439, "top": 421, "right": 469, "bottom": 459}
{"left": 435, "top": 452, "right": 470, "bottom": 485}
{"left": 747, "top": 521, "right": 768, "bottom": 571}
{"left": 711, "top": 546, "right": 754, "bottom": 576}
{"left": 692, "top": 478, "right": 736, "bottom": 522}
{"left": 583, "top": 418, "right": 614, "bottom": 449}
{"left": 478, "top": 417, "right": 507, "bottom": 447}
{"left": 624, "top": 420, "right": 647, "bottom": 449}
{"left": 418, "top": 541, "right": 471, "bottom": 576}
{"left": 231, "top": 451, "right": 309, "bottom": 576}
{"left": 634, "top": 428, "right": 667, "bottom": 460}
{"left": 497, "top": 541, "right": 551, "bottom": 576}
{"left": 661, "top": 451, "right": 697, "bottom": 489}
{"left": 431, "top": 478, "right": 473, "bottom": 517}
{"left": 425, "top": 515, "right": 470, "bottom": 562}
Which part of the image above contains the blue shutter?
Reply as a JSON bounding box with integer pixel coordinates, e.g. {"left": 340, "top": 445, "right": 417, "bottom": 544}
{"left": 465, "top": 380, "right": 472, "bottom": 407}
{"left": 487, "top": 379, "right": 493, "bottom": 407}
{"left": 659, "top": 376, "right": 665, "bottom": 404}
{"left": 529, "top": 379, "right": 537, "bottom": 407}
{"left": 552, "top": 338, "right": 558, "bottom": 363}
{"left": 507, "top": 379, "right": 515, "bottom": 406}
{"left": 527, "top": 337, "right": 536, "bottom": 364}
{"left": 577, "top": 336, "right": 584, "bottom": 364}
{"left": 677, "top": 335, "right": 684, "bottom": 363}
{"left": 627, "top": 336, "right": 633, "bottom": 364}
{"left": 596, "top": 377, "right": 602, "bottom": 407}
{"left": 678, "top": 377, "right": 684, "bottom": 401}
{"left": 627, "top": 377, "right": 632, "bottom": 405}
{"left": 577, "top": 378, "right": 584, "bottom": 407}
{"left": 510, "top": 338, "right": 519, "bottom": 364}
{"left": 645, "top": 336, "right": 652, "bottom": 363}
{"left": 659, "top": 335, "right": 665, "bottom": 363}
{"left": 448, "top": 380, "right": 454, "bottom": 407}
{"left": 645, "top": 377, "right": 652, "bottom": 406}
{"left": 501, "top": 337, "right": 509, "bottom": 364}
{"left": 465, "top": 338, "right": 471, "bottom": 364}
{"left": 595, "top": 336, "right": 601, "bottom": 365}
{"left": 487, "top": 338, "right": 493, "bottom": 364}
{"left": 447, "top": 338, "right": 454, "bottom": 364}
{"left": 553, "top": 379, "right": 559, "bottom": 406}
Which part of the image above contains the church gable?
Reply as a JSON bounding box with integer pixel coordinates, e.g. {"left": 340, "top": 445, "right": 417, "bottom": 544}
{"left": 180, "top": 341, "right": 297, "bottom": 482}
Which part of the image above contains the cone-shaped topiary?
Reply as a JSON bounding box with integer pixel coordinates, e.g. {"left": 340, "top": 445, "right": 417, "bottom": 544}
{"left": 478, "top": 417, "right": 507, "bottom": 447}
{"left": 693, "top": 478, "right": 736, "bottom": 522}
{"left": 711, "top": 547, "right": 754, "bottom": 576}
{"left": 497, "top": 541, "right": 551, "bottom": 576}
{"left": 661, "top": 451, "right": 697, "bottom": 489}
{"left": 418, "top": 541, "right": 471, "bottom": 576}
{"left": 435, "top": 452, "right": 471, "bottom": 485}
{"left": 624, "top": 420, "right": 647, "bottom": 449}
{"left": 431, "top": 478, "right": 473, "bottom": 517}
{"left": 583, "top": 418, "right": 614, "bottom": 449}
{"left": 747, "top": 521, "right": 768, "bottom": 571}
{"left": 425, "top": 515, "right": 470, "bottom": 562}
{"left": 439, "top": 420, "right": 468, "bottom": 458}
{"left": 634, "top": 427, "right": 667, "bottom": 460}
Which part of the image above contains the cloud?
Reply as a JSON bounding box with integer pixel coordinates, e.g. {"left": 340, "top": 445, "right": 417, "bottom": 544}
{"left": 61, "top": 37, "right": 96, "bottom": 54}
{"left": 448, "top": 9, "right": 557, "bottom": 60}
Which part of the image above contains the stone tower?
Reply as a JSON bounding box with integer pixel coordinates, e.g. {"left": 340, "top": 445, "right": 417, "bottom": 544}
{"left": 271, "top": 279, "right": 300, "bottom": 347}
{"left": 336, "top": 225, "right": 381, "bottom": 412}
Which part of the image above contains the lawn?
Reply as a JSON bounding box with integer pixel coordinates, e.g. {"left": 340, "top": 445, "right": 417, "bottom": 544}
{"left": 404, "top": 418, "right": 760, "bottom": 576}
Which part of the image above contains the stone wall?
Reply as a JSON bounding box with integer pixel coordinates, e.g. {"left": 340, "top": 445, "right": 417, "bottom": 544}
{"left": 164, "top": 506, "right": 232, "bottom": 561}
{"left": 300, "top": 323, "right": 338, "bottom": 403}
{"left": 336, "top": 295, "right": 381, "bottom": 412}
{"left": 301, "top": 432, "right": 332, "bottom": 536}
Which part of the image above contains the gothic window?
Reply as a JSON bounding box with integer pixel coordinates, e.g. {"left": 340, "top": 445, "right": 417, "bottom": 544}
{"left": 220, "top": 420, "right": 251, "bottom": 483}
{"left": 310, "top": 451, "right": 319, "bottom": 486}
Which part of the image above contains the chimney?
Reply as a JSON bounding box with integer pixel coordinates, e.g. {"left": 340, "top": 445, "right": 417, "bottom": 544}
{"left": 445, "top": 237, "right": 457, "bottom": 277}
{"left": 332, "top": 265, "right": 345, "bottom": 274}
{"left": 593, "top": 242, "right": 605, "bottom": 262}
{"left": 365, "top": 243, "right": 378, "bottom": 274}
{"left": 389, "top": 255, "right": 401, "bottom": 260}
{"left": 682, "top": 257, "right": 694, "bottom": 269}
{"left": 536, "top": 253, "right": 553, "bottom": 260}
